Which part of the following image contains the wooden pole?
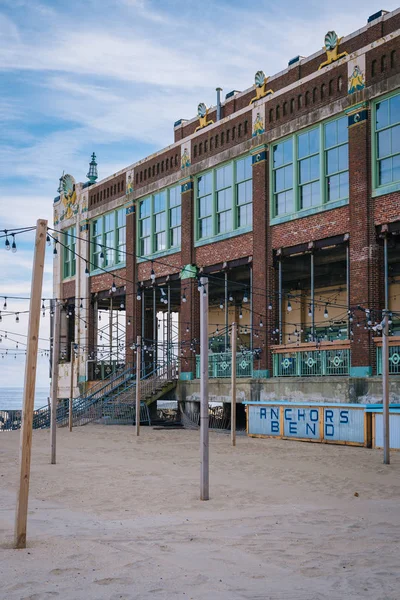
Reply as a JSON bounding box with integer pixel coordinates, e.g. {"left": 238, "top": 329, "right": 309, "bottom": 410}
{"left": 199, "top": 276, "right": 209, "bottom": 500}
{"left": 382, "top": 311, "right": 390, "bottom": 465}
{"left": 50, "top": 301, "right": 61, "bottom": 465}
{"left": 14, "top": 219, "right": 47, "bottom": 549}
{"left": 231, "top": 322, "right": 237, "bottom": 447}
{"left": 69, "top": 341, "right": 75, "bottom": 432}
{"left": 135, "top": 336, "right": 141, "bottom": 436}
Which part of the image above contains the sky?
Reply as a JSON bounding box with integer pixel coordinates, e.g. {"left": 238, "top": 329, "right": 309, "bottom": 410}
{"left": 0, "top": 0, "right": 398, "bottom": 390}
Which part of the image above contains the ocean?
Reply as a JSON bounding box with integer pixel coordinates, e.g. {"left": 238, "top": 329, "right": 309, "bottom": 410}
{"left": 0, "top": 388, "right": 50, "bottom": 411}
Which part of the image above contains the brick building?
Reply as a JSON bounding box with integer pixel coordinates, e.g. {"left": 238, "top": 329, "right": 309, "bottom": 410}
{"left": 53, "top": 8, "right": 400, "bottom": 406}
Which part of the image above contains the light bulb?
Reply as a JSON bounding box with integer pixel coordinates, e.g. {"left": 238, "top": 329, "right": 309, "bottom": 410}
{"left": 287, "top": 301, "right": 292, "bottom": 312}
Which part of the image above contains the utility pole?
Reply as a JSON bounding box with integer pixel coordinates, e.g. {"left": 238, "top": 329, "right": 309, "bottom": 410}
{"left": 199, "top": 276, "right": 209, "bottom": 501}
{"left": 135, "top": 336, "right": 141, "bottom": 436}
{"left": 50, "top": 301, "right": 61, "bottom": 463}
{"left": 231, "top": 322, "right": 237, "bottom": 447}
{"left": 69, "top": 341, "right": 75, "bottom": 432}
{"left": 14, "top": 219, "right": 47, "bottom": 549}
{"left": 382, "top": 311, "right": 390, "bottom": 465}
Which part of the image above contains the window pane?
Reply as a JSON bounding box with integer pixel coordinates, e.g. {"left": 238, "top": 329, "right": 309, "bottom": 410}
{"left": 139, "top": 198, "right": 150, "bottom": 218}
{"left": 393, "top": 154, "right": 400, "bottom": 183}
{"left": 200, "top": 217, "right": 212, "bottom": 238}
{"left": 379, "top": 158, "right": 392, "bottom": 185}
{"left": 300, "top": 182, "right": 320, "bottom": 208}
{"left": 310, "top": 155, "right": 319, "bottom": 180}
{"left": 155, "top": 232, "right": 166, "bottom": 251}
{"left": 392, "top": 124, "right": 400, "bottom": 154}
{"left": 199, "top": 195, "right": 212, "bottom": 217}
{"left": 339, "top": 171, "right": 349, "bottom": 198}
{"left": 298, "top": 132, "right": 308, "bottom": 158}
{"left": 218, "top": 210, "right": 232, "bottom": 233}
{"left": 309, "top": 129, "right": 319, "bottom": 154}
{"left": 283, "top": 140, "right": 293, "bottom": 164}
{"left": 104, "top": 214, "right": 114, "bottom": 231}
{"left": 216, "top": 163, "right": 233, "bottom": 190}
{"left": 327, "top": 174, "right": 340, "bottom": 201}
{"left": 239, "top": 204, "right": 252, "bottom": 227}
{"left": 117, "top": 209, "right": 125, "bottom": 227}
{"left": 337, "top": 117, "right": 348, "bottom": 144}
{"left": 198, "top": 173, "right": 212, "bottom": 196}
{"left": 376, "top": 100, "right": 389, "bottom": 130}
{"left": 171, "top": 226, "right": 181, "bottom": 247}
{"left": 140, "top": 217, "right": 150, "bottom": 237}
{"left": 237, "top": 180, "right": 252, "bottom": 204}
{"left": 169, "top": 185, "right": 181, "bottom": 207}
{"left": 324, "top": 121, "right": 337, "bottom": 148}
{"left": 155, "top": 213, "right": 165, "bottom": 233}
{"left": 273, "top": 143, "right": 283, "bottom": 167}
{"left": 217, "top": 188, "right": 232, "bottom": 212}
{"left": 389, "top": 94, "right": 400, "bottom": 126}
{"left": 236, "top": 156, "right": 252, "bottom": 182}
{"left": 154, "top": 192, "right": 166, "bottom": 213}
{"left": 276, "top": 190, "right": 293, "bottom": 215}
{"left": 338, "top": 144, "right": 348, "bottom": 171}
{"left": 378, "top": 129, "right": 391, "bottom": 158}
{"left": 141, "top": 237, "right": 151, "bottom": 255}
{"left": 327, "top": 148, "right": 338, "bottom": 175}
{"left": 170, "top": 206, "right": 181, "bottom": 227}
{"left": 92, "top": 219, "right": 102, "bottom": 235}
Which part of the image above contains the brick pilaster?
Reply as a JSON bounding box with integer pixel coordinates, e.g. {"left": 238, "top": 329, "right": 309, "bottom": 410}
{"left": 251, "top": 145, "right": 271, "bottom": 376}
{"left": 348, "top": 108, "right": 382, "bottom": 376}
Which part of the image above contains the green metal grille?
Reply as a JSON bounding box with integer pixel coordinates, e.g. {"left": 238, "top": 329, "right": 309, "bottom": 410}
{"left": 273, "top": 349, "right": 350, "bottom": 377}
{"left": 196, "top": 352, "right": 253, "bottom": 378}
{"left": 377, "top": 346, "right": 400, "bottom": 375}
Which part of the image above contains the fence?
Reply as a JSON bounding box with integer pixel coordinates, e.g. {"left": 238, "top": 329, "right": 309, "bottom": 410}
{"left": 273, "top": 348, "right": 350, "bottom": 377}
{"left": 195, "top": 352, "right": 253, "bottom": 379}
{"left": 376, "top": 345, "right": 400, "bottom": 375}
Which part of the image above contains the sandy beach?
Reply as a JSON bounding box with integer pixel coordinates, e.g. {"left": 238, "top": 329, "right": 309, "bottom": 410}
{"left": 0, "top": 425, "right": 399, "bottom": 599}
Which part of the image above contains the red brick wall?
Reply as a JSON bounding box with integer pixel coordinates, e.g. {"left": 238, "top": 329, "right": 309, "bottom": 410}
{"left": 271, "top": 206, "right": 350, "bottom": 249}
{"left": 90, "top": 267, "right": 126, "bottom": 293}
{"left": 88, "top": 174, "right": 126, "bottom": 210}
{"left": 195, "top": 232, "right": 253, "bottom": 267}
{"left": 374, "top": 192, "right": 400, "bottom": 224}
{"left": 62, "top": 280, "right": 75, "bottom": 299}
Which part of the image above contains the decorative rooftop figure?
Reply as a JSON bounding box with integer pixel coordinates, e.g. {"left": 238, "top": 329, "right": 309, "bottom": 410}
{"left": 249, "top": 71, "right": 273, "bottom": 105}
{"left": 86, "top": 152, "right": 98, "bottom": 183}
{"left": 318, "top": 31, "right": 348, "bottom": 69}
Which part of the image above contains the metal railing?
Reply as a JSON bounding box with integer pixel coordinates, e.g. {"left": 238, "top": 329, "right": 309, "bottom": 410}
{"left": 88, "top": 361, "right": 126, "bottom": 381}
{"left": 195, "top": 352, "right": 253, "bottom": 379}
{"left": 273, "top": 349, "right": 350, "bottom": 377}
{"left": 377, "top": 345, "right": 400, "bottom": 375}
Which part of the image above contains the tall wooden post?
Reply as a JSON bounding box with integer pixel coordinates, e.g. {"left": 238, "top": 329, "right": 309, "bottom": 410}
{"left": 50, "top": 302, "right": 61, "bottom": 464}
{"left": 199, "top": 276, "right": 209, "bottom": 501}
{"left": 382, "top": 311, "right": 390, "bottom": 465}
{"left": 135, "top": 336, "right": 141, "bottom": 436}
{"left": 14, "top": 219, "right": 47, "bottom": 549}
{"left": 69, "top": 341, "right": 75, "bottom": 432}
{"left": 231, "top": 322, "right": 237, "bottom": 447}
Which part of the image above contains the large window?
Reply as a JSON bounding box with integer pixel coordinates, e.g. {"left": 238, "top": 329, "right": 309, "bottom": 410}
{"left": 90, "top": 208, "right": 126, "bottom": 271}
{"left": 375, "top": 93, "right": 400, "bottom": 188}
{"left": 196, "top": 155, "right": 252, "bottom": 241}
{"left": 272, "top": 115, "right": 349, "bottom": 218}
{"left": 63, "top": 227, "right": 76, "bottom": 279}
{"left": 138, "top": 184, "right": 181, "bottom": 257}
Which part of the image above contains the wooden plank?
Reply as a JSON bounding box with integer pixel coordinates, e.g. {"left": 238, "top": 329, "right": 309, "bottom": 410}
{"left": 14, "top": 219, "right": 47, "bottom": 549}
{"left": 50, "top": 302, "right": 61, "bottom": 464}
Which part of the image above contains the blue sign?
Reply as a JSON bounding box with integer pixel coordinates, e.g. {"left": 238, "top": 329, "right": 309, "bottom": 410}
{"left": 283, "top": 406, "right": 320, "bottom": 439}
{"left": 323, "top": 407, "right": 364, "bottom": 443}
{"left": 247, "top": 403, "right": 366, "bottom": 446}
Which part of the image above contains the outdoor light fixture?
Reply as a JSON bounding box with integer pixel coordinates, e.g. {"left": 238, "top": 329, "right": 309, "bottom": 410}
{"left": 182, "top": 291, "right": 187, "bottom": 303}
{"left": 46, "top": 233, "right": 51, "bottom": 246}
{"left": 259, "top": 319, "right": 263, "bottom": 327}
{"left": 324, "top": 305, "right": 329, "bottom": 318}
{"left": 11, "top": 234, "right": 17, "bottom": 253}
{"left": 243, "top": 292, "right": 248, "bottom": 303}
{"left": 268, "top": 302, "right": 272, "bottom": 310}
{"left": 308, "top": 305, "right": 312, "bottom": 317}
{"left": 229, "top": 294, "right": 233, "bottom": 302}
{"left": 111, "top": 279, "right": 117, "bottom": 293}
{"left": 239, "top": 308, "right": 243, "bottom": 319}
{"left": 287, "top": 301, "right": 292, "bottom": 312}
{"left": 85, "top": 262, "right": 89, "bottom": 275}
{"left": 219, "top": 300, "right": 224, "bottom": 310}
{"left": 150, "top": 263, "right": 156, "bottom": 282}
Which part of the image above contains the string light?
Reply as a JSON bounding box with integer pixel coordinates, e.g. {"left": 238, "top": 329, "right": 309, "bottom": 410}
{"left": 5, "top": 231, "right": 10, "bottom": 251}
{"left": 287, "top": 301, "right": 292, "bottom": 312}
{"left": 324, "top": 304, "right": 329, "bottom": 319}
{"left": 111, "top": 279, "right": 117, "bottom": 293}
{"left": 46, "top": 233, "right": 51, "bottom": 246}
{"left": 11, "top": 234, "right": 17, "bottom": 253}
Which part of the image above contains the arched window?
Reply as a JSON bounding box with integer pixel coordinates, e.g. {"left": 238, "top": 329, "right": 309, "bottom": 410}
{"left": 221, "top": 132, "right": 225, "bottom": 145}
{"left": 199, "top": 142, "right": 202, "bottom": 155}
{"left": 148, "top": 167, "right": 151, "bottom": 178}
{"left": 283, "top": 101, "right": 287, "bottom": 116}
{"left": 100, "top": 191, "right": 103, "bottom": 201}
{"left": 313, "top": 87, "right": 318, "bottom": 103}
{"left": 193, "top": 145, "right": 197, "bottom": 158}
{"left": 175, "top": 154, "right": 178, "bottom": 166}
{"left": 290, "top": 98, "right": 294, "bottom": 113}
{"left": 329, "top": 79, "right": 334, "bottom": 95}
{"left": 244, "top": 120, "right": 248, "bottom": 134}
{"left": 140, "top": 171, "right": 143, "bottom": 182}
{"left": 210, "top": 137, "right": 213, "bottom": 150}
{"left": 226, "top": 129, "right": 230, "bottom": 142}
{"left": 136, "top": 173, "right": 139, "bottom": 185}
{"left": 337, "top": 76, "right": 343, "bottom": 92}
{"left": 381, "top": 54, "right": 387, "bottom": 72}
{"left": 298, "top": 94, "right": 302, "bottom": 109}
{"left": 144, "top": 170, "right": 147, "bottom": 181}
{"left": 372, "top": 59, "right": 377, "bottom": 77}
{"left": 305, "top": 91, "right": 310, "bottom": 106}
{"left": 215, "top": 134, "right": 219, "bottom": 147}
{"left": 161, "top": 161, "right": 164, "bottom": 172}
{"left": 269, "top": 109, "right": 273, "bottom": 123}
{"left": 232, "top": 126, "right": 236, "bottom": 139}
{"left": 152, "top": 165, "right": 155, "bottom": 177}
{"left": 391, "top": 50, "right": 396, "bottom": 69}
{"left": 157, "top": 163, "right": 160, "bottom": 175}
{"left": 321, "top": 83, "right": 326, "bottom": 99}
{"left": 114, "top": 184, "right": 116, "bottom": 194}
{"left": 204, "top": 139, "right": 208, "bottom": 152}
{"left": 276, "top": 105, "right": 280, "bottom": 120}
{"left": 238, "top": 124, "right": 242, "bottom": 136}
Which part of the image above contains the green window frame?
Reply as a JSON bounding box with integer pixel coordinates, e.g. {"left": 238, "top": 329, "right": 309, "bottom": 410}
{"left": 271, "top": 115, "right": 349, "bottom": 219}
{"left": 90, "top": 209, "right": 126, "bottom": 272}
{"left": 373, "top": 91, "right": 400, "bottom": 190}
{"left": 63, "top": 226, "right": 76, "bottom": 279}
{"left": 137, "top": 184, "right": 181, "bottom": 258}
{"left": 195, "top": 155, "right": 252, "bottom": 242}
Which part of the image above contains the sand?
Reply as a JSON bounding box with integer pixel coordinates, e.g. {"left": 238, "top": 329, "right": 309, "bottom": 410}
{"left": 0, "top": 425, "right": 399, "bottom": 600}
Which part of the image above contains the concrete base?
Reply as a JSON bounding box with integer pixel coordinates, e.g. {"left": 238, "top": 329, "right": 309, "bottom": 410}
{"left": 176, "top": 376, "right": 400, "bottom": 405}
